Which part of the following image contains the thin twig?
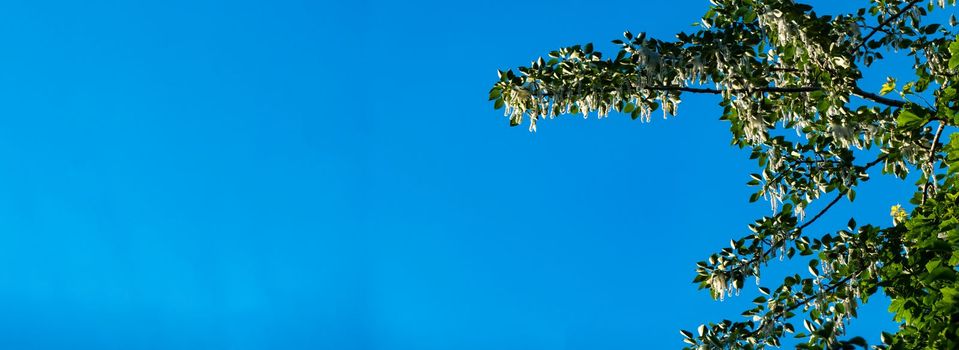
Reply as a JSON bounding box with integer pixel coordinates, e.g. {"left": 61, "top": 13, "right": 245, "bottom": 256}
{"left": 730, "top": 155, "right": 888, "bottom": 274}
{"left": 859, "top": 24, "right": 896, "bottom": 36}
{"left": 921, "top": 122, "right": 947, "bottom": 205}
{"left": 797, "top": 192, "right": 846, "bottom": 232}
{"left": 853, "top": 0, "right": 923, "bottom": 53}
{"left": 786, "top": 273, "right": 858, "bottom": 313}
{"left": 798, "top": 155, "right": 887, "bottom": 233}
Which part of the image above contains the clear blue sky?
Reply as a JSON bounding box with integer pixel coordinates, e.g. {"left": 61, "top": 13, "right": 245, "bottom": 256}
{"left": 0, "top": 0, "right": 934, "bottom": 349}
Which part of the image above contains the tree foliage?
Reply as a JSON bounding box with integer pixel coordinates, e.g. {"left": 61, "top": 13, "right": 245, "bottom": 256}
{"left": 489, "top": 0, "right": 959, "bottom": 348}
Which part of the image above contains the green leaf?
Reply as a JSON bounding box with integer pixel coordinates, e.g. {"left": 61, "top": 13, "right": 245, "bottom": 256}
{"left": 897, "top": 108, "right": 924, "bottom": 129}
{"left": 783, "top": 323, "right": 794, "bottom": 333}
{"left": 847, "top": 336, "right": 867, "bottom": 347}
{"left": 880, "top": 79, "right": 896, "bottom": 95}
{"left": 924, "top": 266, "right": 956, "bottom": 283}
{"left": 488, "top": 87, "right": 502, "bottom": 101}
{"left": 881, "top": 331, "right": 894, "bottom": 344}
{"left": 803, "top": 319, "right": 815, "bottom": 332}
{"left": 926, "top": 259, "right": 942, "bottom": 273}
{"left": 889, "top": 299, "right": 909, "bottom": 322}
{"left": 940, "top": 287, "right": 959, "bottom": 307}
{"left": 949, "top": 37, "right": 959, "bottom": 70}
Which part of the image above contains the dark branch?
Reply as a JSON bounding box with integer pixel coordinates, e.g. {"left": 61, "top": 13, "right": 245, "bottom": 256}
{"left": 539, "top": 85, "right": 821, "bottom": 97}
{"left": 794, "top": 156, "right": 886, "bottom": 231}
{"left": 859, "top": 24, "right": 896, "bottom": 36}
{"left": 731, "top": 155, "right": 888, "bottom": 274}
{"left": 647, "top": 85, "right": 819, "bottom": 94}
{"left": 797, "top": 191, "right": 846, "bottom": 232}
{"left": 853, "top": 0, "right": 924, "bottom": 53}
{"left": 662, "top": 85, "right": 909, "bottom": 109}
{"left": 785, "top": 272, "right": 859, "bottom": 313}
{"left": 743, "top": 270, "right": 862, "bottom": 343}
{"left": 565, "top": 84, "right": 909, "bottom": 108}
{"left": 851, "top": 86, "right": 907, "bottom": 108}
{"left": 798, "top": 155, "right": 886, "bottom": 232}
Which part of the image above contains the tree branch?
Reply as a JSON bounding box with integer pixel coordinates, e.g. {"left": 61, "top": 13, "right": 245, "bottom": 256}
{"left": 732, "top": 155, "right": 887, "bottom": 274}
{"left": 546, "top": 84, "right": 909, "bottom": 109}
{"left": 859, "top": 24, "right": 896, "bottom": 36}
{"left": 851, "top": 86, "right": 907, "bottom": 108}
{"left": 853, "top": 0, "right": 924, "bottom": 53}
{"left": 742, "top": 270, "right": 862, "bottom": 344}
{"left": 786, "top": 273, "right": 858, "bottom": 313}
{"left": 657, "top": 85, "right": 908, "bottom": 109}
{"left": 646, "top": 85, "right": 820, "bottom": 94}
{"left": 921, "top": 121, "right": 947, "bottom": 205}
{"left": 795, "top": 156, "right": 886, "bottom": 231}
{"left": 797, "top": 192, "right": 846, "bottom": 232}
{"left": 539, "top": 85, "right": 821, "bottom": 97}
{"left": 798, "top": 156, "right": 886, "bottom": 233}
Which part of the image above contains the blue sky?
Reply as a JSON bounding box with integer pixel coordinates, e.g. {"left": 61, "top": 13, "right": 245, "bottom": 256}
{"left": 0, "top": 0, "right": 942, "bottom": 349}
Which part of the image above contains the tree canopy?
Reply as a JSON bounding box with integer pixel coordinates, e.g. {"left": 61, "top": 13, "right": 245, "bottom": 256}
{"left": 489, "top": 0, "right": 959, "bottom": 348}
